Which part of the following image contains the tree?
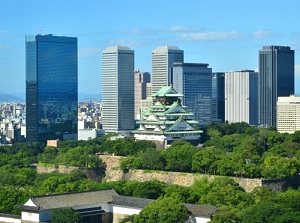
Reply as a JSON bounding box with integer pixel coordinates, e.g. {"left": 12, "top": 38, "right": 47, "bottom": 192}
{"left": 122, "top": 180, "right": 166, "bottom": 199}
{"left": 163, "top": 140, "right": 197, "bottom": 172}
{"left": 140, "top": 148, "right": 164, "bottom": 170}
{"left": 261, "top": 156, "right": 300, "bottom": 179}
{"left": 133, "top": 196, "right": 189, "bottom": 223}
{"left": 192, "top": 147, "right": 220, "bottom": 174}
{"left": 52, "top": 208, "right": 81, "bottom": 223}
{"left": 209, "top": 206, "right": 241, "bottom": 223}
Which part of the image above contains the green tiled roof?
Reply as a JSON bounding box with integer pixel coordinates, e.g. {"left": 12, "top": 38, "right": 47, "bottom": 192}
{"left": 151, "top": 86, "right": 183, "bottom": 97}
{"left": 137, "top": 120, "right": 198, "bottom": 125}
{"left": 143, "top": 112, "right": 193, "bottom": 116}
{"left": 132, "top": 130, "right": 203, "bottom": 134}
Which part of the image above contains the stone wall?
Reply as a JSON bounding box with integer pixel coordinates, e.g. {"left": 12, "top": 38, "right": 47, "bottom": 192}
{"left": 36, "top": 165, "right": 78, "bottom": 174}
{"left": 37, "top": 155, "right": 292, "bottom": 193}
{"left": 100, "top": 155, "right": 262, "bottom": 192}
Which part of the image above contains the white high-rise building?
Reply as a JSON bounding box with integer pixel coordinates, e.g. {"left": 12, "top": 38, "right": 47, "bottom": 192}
{"left": 151, "top": 46, "right": 183, "bottom": 94}
{"left": 225, "top": 70, "right": 259, "bottom": 125}
{"left": 277, "top": 96, "right": 300, "bottom": 134}
{"left": 102, "top": 46, "right": 135, "bottom": 133}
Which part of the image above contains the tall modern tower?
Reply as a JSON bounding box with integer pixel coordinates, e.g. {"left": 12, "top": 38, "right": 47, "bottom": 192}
{"left": 259, "top": 45, "right": 294, "bottom": 127}
{"left": 151, "top": 46, "right": 183, "bottom": 94}
{"left": 212, "top": 72, "right": 225, "bottom": 123}
{"left": 171, "top": 62, "right": 212, "bottom": 127}
{"left": 134, "top": 69, "right": 150, "bottom": 120}
{"left": 102, "top": 46, "right": 135, "bottom": 133}
{"left": 26, "top": 34, "right": 78, "bottom": 142}
{"left": 225, "top": 70, "right": 259, "bottom": 125}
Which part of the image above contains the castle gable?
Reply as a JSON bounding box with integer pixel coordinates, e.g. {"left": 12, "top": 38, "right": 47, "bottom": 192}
{"left": 166, "top": 119, "right": 194, "bottom": 132}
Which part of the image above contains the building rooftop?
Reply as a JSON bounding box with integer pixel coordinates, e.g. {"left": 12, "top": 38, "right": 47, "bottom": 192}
{"left": 152, "top": 45, "right": 182, "bottom": 52}
{"left": 103, "top": 45, "right": 133, "bottom": 53}
{"left": 112, "top": 195, "right": 153, "bottom": 209}
{"left": 17, "top": 189, "right": 118, "bottom": 211}
{"left": 184, "top": 203, "right": 217, "bottom": 218}
{"left": 112, "top": 195, "right": 216, "bottom": 218}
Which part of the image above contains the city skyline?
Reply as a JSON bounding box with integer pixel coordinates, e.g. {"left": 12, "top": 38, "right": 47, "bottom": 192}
{"left": 0, "top": 0, "right": 300, "bottom": 96}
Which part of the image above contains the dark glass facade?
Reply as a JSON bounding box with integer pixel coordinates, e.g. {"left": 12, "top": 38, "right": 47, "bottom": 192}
{"left": 259, "top": 46, "right": 294, "bottom": 127}
{"left": 212, "top": 72, "right": 225, "bottom": 123}
{"left": 26, "top": 35, "right": 78, "bottom": 142}
{"left": 172, "top": 63, "right": 212, "bottom": 127}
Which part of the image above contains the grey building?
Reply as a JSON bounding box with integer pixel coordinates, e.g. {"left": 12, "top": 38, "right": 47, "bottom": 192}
{"left": 259, "top": 45, "right": 294, "bottom": 127}
{"left": 212, "top": 72, "right": 225, "bottom": 123}
{"left": 171, "top": 62, "right": 212, "bottom": 127}
{"left": 25, "top": 34, "right": 78, "bottom": 142}
{"left": 102, "top": 46, "right": 135, "bottom": 133}
{"left": 151, "top": 46, "right": 183, "bottom": 94}
{"left": 225, "top": 70, "right": 259, "bottom": 125}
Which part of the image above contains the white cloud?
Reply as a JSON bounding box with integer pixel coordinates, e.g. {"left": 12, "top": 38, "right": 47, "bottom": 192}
{"left": 178, "top": 31, "right": 240, "bottom": 41}
{"left": 78, "top": 47, "right": 101, "bottom": 58}
{"left": 167, "top": 26, "right": 200, "bottom": 32}
{"left": 252, "top": 29, "right": 270, "bottom": 38}
{"left": 295, "top": 64, "right": 300, "bottom": 77}
{"left": 123, "top": 28, "right": 158, "bottom": 35}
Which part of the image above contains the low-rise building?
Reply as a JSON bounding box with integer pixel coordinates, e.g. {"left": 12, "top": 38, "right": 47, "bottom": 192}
{"left": 277, "top": 95, "right": 300, "bottom": 133}
{"left": 13, "top": 189, "right": 217, "bottom": 223}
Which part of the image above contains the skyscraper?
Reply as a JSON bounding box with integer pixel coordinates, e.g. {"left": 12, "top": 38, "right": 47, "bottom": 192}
{"left": 171, "top": 62, "right": 212, "bottom": 127}
{"left": 134, "top": 69, "right": 150, "bottom": 120}
{"left": 212, "top": 72, "right": 225, "bottom": 123}
{"left": 151, "top": 46, "right": 183, "bottom": 94}
{"left": 26, "top": 34, "right": 78, "bottom": 142}
{"left": 259, "top": 45, "right": 294, "bottom": 127}
{"left": 102, "top": 46, "right": 135, "bottom": 133}
{"left": 225, "top": 70, "right": 259, "bottom": 125}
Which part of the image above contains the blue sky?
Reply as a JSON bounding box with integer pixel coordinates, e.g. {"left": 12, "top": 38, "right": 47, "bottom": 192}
{"left": 0, "top": 0, "right": 299, "bottom": 96}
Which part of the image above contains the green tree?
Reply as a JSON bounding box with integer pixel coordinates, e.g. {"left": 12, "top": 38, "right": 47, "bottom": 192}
{"left": 133, "top": 196, "right": 189, "bottom": 223}
{"left": 52, "top": 208, "right": 81, "bottom": 223}
{"left": 209, "top": 206, "right": 241, "bottom": 223}
{"left": 163, "top": 140, "right": 197, "bottom": 172}
{"left": 140, "top": 148, "right": 164, "bottom": 170}
{"left": 192, "top": 147, "right": 220, "bottom": 174}
{"left": 123, "top": 180, "right": 166, "bottom": 199}
{"left": 261, "top": 156, "right": 300, "bottom": 179}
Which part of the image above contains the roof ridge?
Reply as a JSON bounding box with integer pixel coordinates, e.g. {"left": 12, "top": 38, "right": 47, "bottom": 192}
{"left": 32, "top": 188, "right": 117, "bottom": 199}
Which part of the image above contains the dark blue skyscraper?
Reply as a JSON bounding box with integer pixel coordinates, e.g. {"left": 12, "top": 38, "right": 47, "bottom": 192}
{"left": 212, "top": 72, "right": 225, "bottom": 123}
{"left": 171, "top": 62, "right": 212, "bottom": 127}
{"left": 26, "top": 34, "right": 78, "bottom": 142}
{"left": 259, "top": 46, "right": 294, "bottom": 127}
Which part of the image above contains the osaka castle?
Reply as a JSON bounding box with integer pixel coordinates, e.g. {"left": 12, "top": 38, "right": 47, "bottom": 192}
{"left": 132, "top": 86, "right": 202, "bottom": 148}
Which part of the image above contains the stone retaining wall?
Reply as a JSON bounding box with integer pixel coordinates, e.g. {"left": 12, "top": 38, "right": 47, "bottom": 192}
{"left": 36, "top": 165, "right": 78, "bottom": 174}
{"left": 100, "top": 155, "right": 262, "bottom": 192}
{"left": 36, "top": 156, "right": 290, "bottom": 193}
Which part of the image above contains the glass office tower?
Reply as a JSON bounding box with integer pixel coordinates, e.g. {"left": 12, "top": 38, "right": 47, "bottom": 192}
{"left": 26, "top": 34, "right": 78, "bottom": 142}
{"left": 212, "top": 72, "right": 225, "bottom": 123}
{"left": 171, "top": 62, "right": 212, "bottom": 127}
{"left": 259, "top": 46, "right": 294, "bottom": 127}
